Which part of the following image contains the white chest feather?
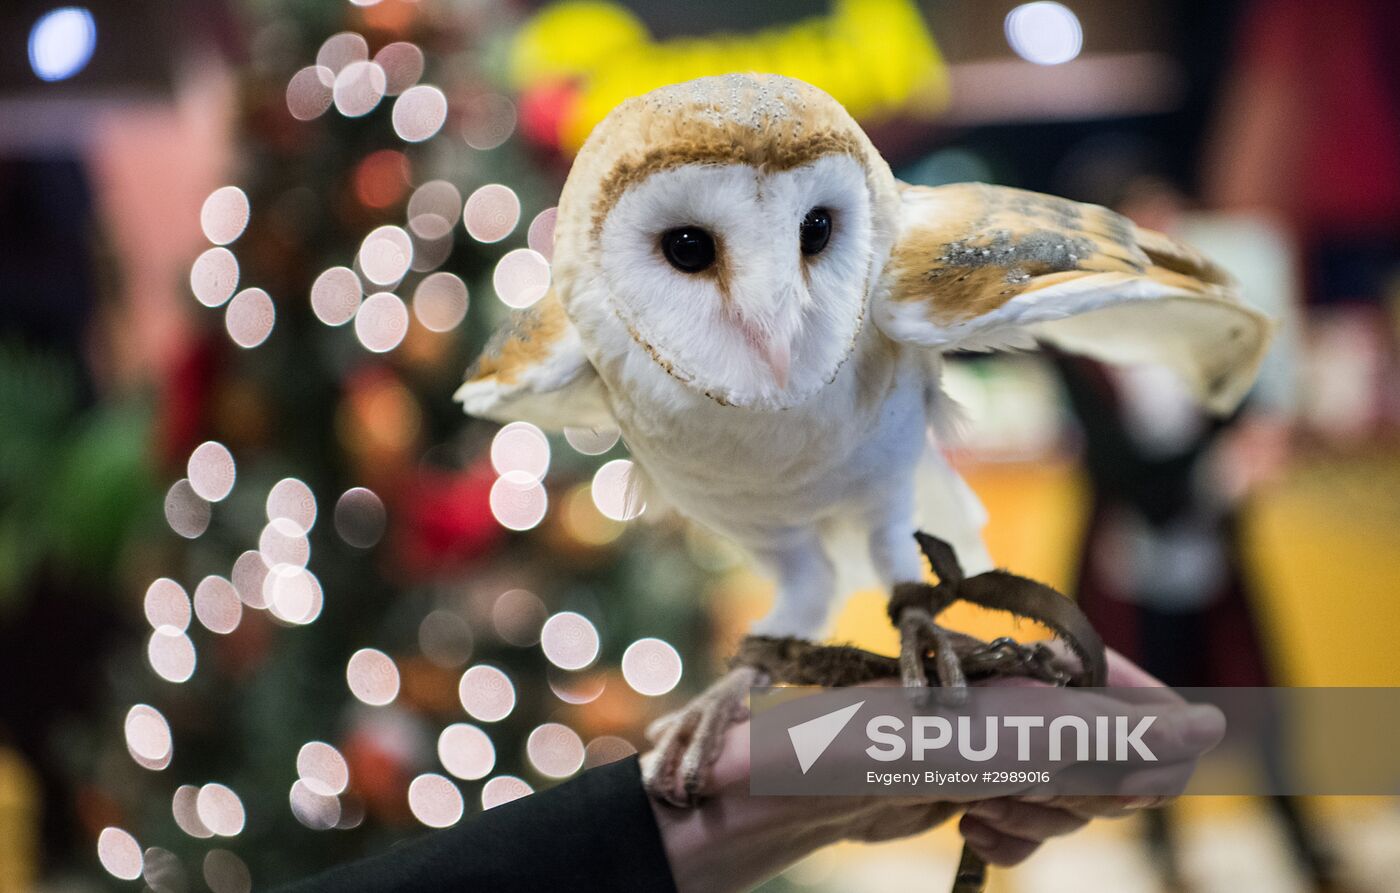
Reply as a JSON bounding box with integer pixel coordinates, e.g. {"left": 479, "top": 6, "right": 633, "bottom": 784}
{"left": 597, "top": 323, "right": 932, "bottom": 546}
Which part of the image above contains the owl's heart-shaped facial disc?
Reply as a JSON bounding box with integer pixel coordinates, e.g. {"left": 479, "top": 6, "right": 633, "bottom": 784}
{"left": 595, "top": 153, "right": 876, "bottom": 409}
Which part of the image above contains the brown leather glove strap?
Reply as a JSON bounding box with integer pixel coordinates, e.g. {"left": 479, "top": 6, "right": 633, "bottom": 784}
{"left": 887, "top": 531, "right": 1108, "bottom": 688}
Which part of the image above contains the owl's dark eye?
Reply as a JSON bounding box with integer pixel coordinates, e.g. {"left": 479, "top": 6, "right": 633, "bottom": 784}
{"left": 660, "top": 227, "right": 716, "bottom": 273}
{"left": 800, "top": 207, "right": 832, "bottom": 256}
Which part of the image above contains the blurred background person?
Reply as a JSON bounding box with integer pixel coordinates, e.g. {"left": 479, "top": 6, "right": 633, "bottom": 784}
{"left": 1049, "top": 167, "right": 1337, "bottom": 891}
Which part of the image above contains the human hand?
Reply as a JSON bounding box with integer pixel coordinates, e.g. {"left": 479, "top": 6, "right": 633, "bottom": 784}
{"left": 954, "top": 648, "right": 1198, "bottom": 866}
{"left": 647, "top": 648, "right": 1223, "bottom": 892}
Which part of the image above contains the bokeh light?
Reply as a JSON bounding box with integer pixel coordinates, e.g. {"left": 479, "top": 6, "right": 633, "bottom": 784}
{"left": 335, "top": 796, "right": 366, "bottom": 831}
{"left": 289, "top": 780, "right": 341, "bottom": 831}
{"left": 334, "top": 487, "right": 386, "bottom": 548}
{"left": 408, "top": 773, "right": 464, "bottom": 828}
{"left": 310, "top": 266, "right": 362, "bottom": 326}
{"left": 463, "top": 184, "right": 521, "bottom": 243}
{"left": 392, "top": 85, "right": 448, "bottom": 142}
{"left": 488, "top": 471, "right": 548, "bottom": 531}
{"left": 173, "top": 785, "right": 213, "bottom": 839}
{"left": 460, "top": 93, "right": 517, "bottom": 150}
{"left": 164, "top": 479, "right": 212, "bottom": 538}
{"left": 358, "top": 226, "right": 413, "bottom": 286}
{"left": 492, "top": 248, "right": 550, "bottom": 308}
{"left": 1005, "top": 1, "right": 1083, "bottom": 65}
{"left": 124, "top": 704, "right": 172, "bottom": 770}
{"left": 144, "top": 578, "right": 191, "bottom": 632}
{"left": 188, "top": 441, "right": 236, "bottom": 502}
{"left": 148, "top": 628, "right": 197, "bottom": 683}
{"left": 264, "top": 565, "right": 323, "bottom": 625}
{"left": 194, "top": 575, "right": 242, "bottom": 634}
{"left": 527, "top": 207, "right": 558, "bottom": 260}
{"left": 353, "top": 149, "right": 411, "bottom": 209}
{"left": 266, "top": 477, "right": 316, "bottom": 531}
{"left": 259, "top": 518, "right": 310, "bottom": 568}
{"left": 591, "top": 459, "right": 645, "bottom": 521}
{"left": 584, "top": 736, "right": 638, "bottom": 769}
{"left": 374, "top": 41, "right": 424, "bottom": 95}
{"left": 548, "top": 669, "right": 607, "bottom": 705}
{"left": 539, "top": 611, "right": 599, "bottom": 671}
{"left": 406, "top": 180, "right": 462, "bottom": 240}
{"left": 526, "top": 723, "right": 585, "bottom": 778}
{"left": 196, "top": 783, "right": 246, "bottom": 837}
{"left": 333, "top": 60, "right": 387, "bottom": 117}
{"left": 231, "top": 550, "right": 270, "bottom": 609}
{"left": 225, "top": 288, "right": 276, "bottom": 348}
{"left": 201, "top": 186, "right": 250, "bottom": 246}
{"left": 457, "top": 664, "right": 516, "bottom": 722}
{"left": 560, "top": 483, "right": 625, "bottom": 547}
{"left": 190, "top": 248, "right": 240, "bottom": 308}
{"left": 621, "top": 637, "right": 683, "bottom": 695}
{"left": 563, "top": 426, "right": 620, "bottom": 456}
{"left": 412, "top": 272, "right": 469, "bottom": 332}
{"left": 28, "top": 7, "right": 97, "bottom": 82}
{"left": 297, "top": 741, "right": 350, "bottom": 796}
{"left": 347, "top": 648, "right": 400, "bottom": 705}
{"left": 491, "top": 588, "right": 547, "bottom": 647}
{"left": 480, "top": 775, "right": 532, "bottom": 810}
{"left": 97, "top": 827, "right": 143, "bottom": 881}
{"left": 316, "top": 32, "right": 368, "bottom": 74}
{"left": 142, "top": 846, "right": 183, "bottom": 892}
{"left": 355, "top": 292, "right": 409, "bottom": 352}
{"left": 286, "top": 65, "right": 335, "bottom": 121}
{"left": 437, "top": 723, "right": 495, "bottom": 780}
{"left": 203, "top": 850, "right": 252, "bottom": 893}
{"left": 490, "top": 421, "right": 550, "bottom": 482}
{"left": 410, "top": 231, "right": 454, "bottom": 272}
{"left": 418, "top": 610, "right": 474, "bottom": 668}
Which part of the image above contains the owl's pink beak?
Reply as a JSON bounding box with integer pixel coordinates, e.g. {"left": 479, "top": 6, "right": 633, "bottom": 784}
{"left": 761, "top": 339, "right": 791, "bottom": 390}
{"left": 735, "top": 318, "right": 791, "bottom": 390}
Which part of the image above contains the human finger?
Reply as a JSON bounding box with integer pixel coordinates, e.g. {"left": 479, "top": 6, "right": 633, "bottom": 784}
{"left": 958, "top": 817, "right": 1042, "bottom": 866}
{"left": 962, "top": 798, "right": 1088, "bottom": 841}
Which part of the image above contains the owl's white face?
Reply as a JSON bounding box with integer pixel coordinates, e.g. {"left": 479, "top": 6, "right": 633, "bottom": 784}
{"left": 597, "top": 154, "right": 875, "bottom": 410}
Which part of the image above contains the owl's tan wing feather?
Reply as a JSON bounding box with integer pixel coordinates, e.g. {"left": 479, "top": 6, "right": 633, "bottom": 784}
{"left": 455, "top": 289, "right": 614, "bottom": 431}
{"left": 875, "top": 182, "right": 1272, "bottom": 413}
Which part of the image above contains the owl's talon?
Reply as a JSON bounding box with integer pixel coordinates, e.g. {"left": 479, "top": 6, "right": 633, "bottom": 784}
{"left": 897, "top": 606, "right": 932, "bottom": 688}
{"left": 641, "top": 664, "right": 765, "bottom": 807}
{"left": 894, "top": 597, "right": 968, "bottom": 708}
{"left": 928, "top": 621, "right": 969, "bottom": 694}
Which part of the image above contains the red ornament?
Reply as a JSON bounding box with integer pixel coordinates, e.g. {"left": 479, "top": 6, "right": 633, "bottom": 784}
{"left": 391, "top": 461, "right": 503, "bottom": 579}
{"left": 517, "top": 79, "right": 581, "bottom": 152}
{"left": 342, "top": 728, "right": 412, "bottom": 824}
{"left": 156, "top": 333, "right": 220, "bottom": 470}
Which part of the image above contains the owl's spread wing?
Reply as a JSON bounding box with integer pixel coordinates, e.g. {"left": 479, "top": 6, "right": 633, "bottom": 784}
{"left": 455, "top": 290, "right": 614, "bottom": 431}
{"left": 876, "top": 182, "right": 1272, "bottom": 413}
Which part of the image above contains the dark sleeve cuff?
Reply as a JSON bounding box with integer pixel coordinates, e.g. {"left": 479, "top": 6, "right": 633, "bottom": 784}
{"left": 277, "top": 755, "right": 678, "bottom": 892}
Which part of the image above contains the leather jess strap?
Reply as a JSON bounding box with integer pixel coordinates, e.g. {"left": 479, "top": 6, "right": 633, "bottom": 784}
{"left": 888, "top": 531, "right": 1108, "bottom": 688}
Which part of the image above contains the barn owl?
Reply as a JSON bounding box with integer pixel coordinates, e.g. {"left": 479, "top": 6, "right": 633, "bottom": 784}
{"left": 456, "top": 74, "right": 1270, "bottom": 805}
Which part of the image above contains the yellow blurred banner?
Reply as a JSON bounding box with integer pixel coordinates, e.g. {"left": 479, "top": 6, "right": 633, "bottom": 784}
{"left": 511, "top": 0, "right": 949, "bottom": 152}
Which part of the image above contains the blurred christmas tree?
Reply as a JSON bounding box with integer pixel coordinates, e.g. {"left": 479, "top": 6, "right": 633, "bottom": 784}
{"left": 80, "top": 2, "right": 733, "bottom": 888}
